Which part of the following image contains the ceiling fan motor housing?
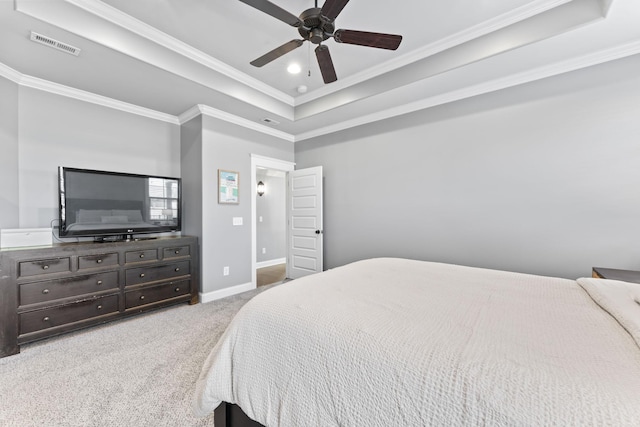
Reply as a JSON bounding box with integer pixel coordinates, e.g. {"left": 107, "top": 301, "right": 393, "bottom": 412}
{"left": 298, "top": 8, "right": 334, "bottom": 44}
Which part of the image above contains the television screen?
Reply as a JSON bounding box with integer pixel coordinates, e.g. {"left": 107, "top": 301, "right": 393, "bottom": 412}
{"left": 58, "top": 167, "right": 181, "bottom": 239}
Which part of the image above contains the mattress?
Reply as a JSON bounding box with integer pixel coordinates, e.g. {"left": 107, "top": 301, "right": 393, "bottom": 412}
{"left": 194, "top": 258, "right": 640, "bottom": 426}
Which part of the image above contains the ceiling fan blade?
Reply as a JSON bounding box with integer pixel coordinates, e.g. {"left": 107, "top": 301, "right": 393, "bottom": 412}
{"left": 334, "top": 29, "right": 402, "bottom": 50}
{"left": 320, "top": 0, "right": 350, "bottom": 20}
{"left": 250, "top": 39, "right": 305, "bottom": 67}
{"left": 315, "top": 45, "right": 337, "bottom": 84}
{"left": 239, "top": 0, "right": 302, "bottom": 27}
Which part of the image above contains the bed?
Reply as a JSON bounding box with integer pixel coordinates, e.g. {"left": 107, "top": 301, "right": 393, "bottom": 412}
{"left": 193, "top": 258, "right": 640, "bottom": 426}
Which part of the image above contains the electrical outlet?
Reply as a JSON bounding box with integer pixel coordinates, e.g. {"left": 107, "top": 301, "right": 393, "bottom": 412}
{"left": 262, "top": 247, "right": 266, "bottom": 254}
{"left": 223, "top": 266, "right": 229, "bottom": 276}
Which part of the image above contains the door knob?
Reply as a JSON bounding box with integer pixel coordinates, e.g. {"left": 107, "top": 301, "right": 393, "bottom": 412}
{"left": 315, "top": 230, "right": 321, "bottom": 234}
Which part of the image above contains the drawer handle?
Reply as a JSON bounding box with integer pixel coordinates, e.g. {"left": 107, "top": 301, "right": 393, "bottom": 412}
{"left": 174, "top": 287, "right": 180, "bottom": 292}
{"left": 43, "top": 316, "right": 50, "bottom": 322}
{"left": 42, "top": 265, "right": 49, "bottom": 270}
{"left": 97, "top": 280, "right": 103, "bottom": 285}
{"left": 139, "top": 254, "right": 145, "bottom": 259}
{"left": 175, "top": 250, "right": 180, "bottom": 254}
{"left": 97, "top": 305, "right": 103, "bottom": 310}
{"left": 140, "top": 295, "right": 145, "bottom": 300}
{"left": 140, "top": 273, "right": 145, "bottom": 278}
{"left": 42, "top": 289, "right": 50, "bottom": 294}
{"left": 96, "top": 259, "right": 103, "bottom": 264}
{"left": 175, "top": 267, "right": 180, "bottom": 272}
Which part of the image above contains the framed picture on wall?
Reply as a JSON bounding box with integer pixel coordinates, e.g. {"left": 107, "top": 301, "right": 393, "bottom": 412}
{"left": 218, "top": 169, "right": 239, "bottom": 204}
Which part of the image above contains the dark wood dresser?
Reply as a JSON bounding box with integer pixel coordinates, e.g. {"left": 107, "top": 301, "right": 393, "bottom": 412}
{"left": 0, "top": 235, "right": 199, "bottom": 358}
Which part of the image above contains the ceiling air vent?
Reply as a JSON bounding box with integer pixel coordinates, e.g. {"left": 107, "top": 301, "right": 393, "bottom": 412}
{"left": 30, "top": 31, "right": 81, "bottom": 56}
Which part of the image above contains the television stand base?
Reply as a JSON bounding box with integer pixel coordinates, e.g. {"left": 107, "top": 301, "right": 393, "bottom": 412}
{"left": 93, "top": 234, "right": 134, "bottom": 243}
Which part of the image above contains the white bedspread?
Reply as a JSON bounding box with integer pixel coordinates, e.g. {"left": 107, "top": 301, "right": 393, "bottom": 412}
{"left": 194, "top": 258, "right": 640, "bottom": 426}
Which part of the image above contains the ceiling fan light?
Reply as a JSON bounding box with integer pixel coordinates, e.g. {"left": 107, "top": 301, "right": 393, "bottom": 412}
{"left": 287, "top": 63, "right": 301, "bottom": 74}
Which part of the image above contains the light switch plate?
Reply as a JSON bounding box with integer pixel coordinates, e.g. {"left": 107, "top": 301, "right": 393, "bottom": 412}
{"left": 232, "top": 217, "right": 243, "bottom": 226}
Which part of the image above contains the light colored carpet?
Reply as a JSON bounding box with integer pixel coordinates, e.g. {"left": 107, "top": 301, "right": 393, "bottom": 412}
{"left": 0, "top": 285, "right": 274, "bottom": 427}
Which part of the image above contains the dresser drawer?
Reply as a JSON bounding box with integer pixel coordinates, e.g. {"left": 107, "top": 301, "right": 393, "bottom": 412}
{"left": 19, "top": 295, "right": 119, "bottom": 335}
{"left": 125, "top": 249, "right": 158, "bottom": 264}
{"left": 19, "top": 257, "right": 71, "bottom": 278}
{"left": 125, "top": 260, "right": 190, "bottom": 286}
{"left": 19, "top": 271, "right": 119, "bottom": 306}
{"left": 78, "top": 252, "right": 119, "bottom": 270}
{"left": 163, "top": 245, "right": 190, "bottom": 259}
{"left": 125, "top": 280, "right": 190, "bottom": 309}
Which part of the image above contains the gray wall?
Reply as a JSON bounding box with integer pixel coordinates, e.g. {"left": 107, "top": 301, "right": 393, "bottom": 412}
{"left": 190, "top": 116, "right": 294, "bottom": 295}
{"left": 15, "top": 87, "right": 180, "bottom": 231}
{"left": 180, "top": 115, "right": 204, "bottom": 241}
{"left": 0, "top": 77, "right": 19, "bottom": 229}
{"left": 256, "top": 170, "right": 286, "bottom": 263}
{"left": 295, "top": 54, "right": 640, "bottom": 280}
{"left": 6, "top": 51, "right": 639, "bottom": 289}
{"left": 3, "top": 77, "right": 295, "bottom": 297}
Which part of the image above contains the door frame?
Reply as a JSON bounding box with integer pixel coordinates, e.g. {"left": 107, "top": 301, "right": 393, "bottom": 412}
{"left": 251, "top": 154, "right": 295, "bottom": 289}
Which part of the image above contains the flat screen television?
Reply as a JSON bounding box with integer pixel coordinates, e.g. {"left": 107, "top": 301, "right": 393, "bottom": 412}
{"left": 58, "top": 167, "right": 181, "bottom": 241}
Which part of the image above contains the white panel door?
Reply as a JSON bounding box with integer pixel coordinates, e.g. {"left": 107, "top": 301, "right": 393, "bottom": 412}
{"left": 287, "top": 166, "right": 323, "bottom": 279}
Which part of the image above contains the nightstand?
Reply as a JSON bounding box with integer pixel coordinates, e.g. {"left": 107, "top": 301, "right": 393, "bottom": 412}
{"left": 591, "top": 267, "right": 640, "bottom": 284}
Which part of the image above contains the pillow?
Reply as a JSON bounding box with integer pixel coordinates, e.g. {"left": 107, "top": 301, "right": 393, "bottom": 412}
{"left": 77, "top": 209, "right": 111, "bottom": 224}
{"left": 112, "top": 209, "right": 144, "bottom": 223}
{"left": 577, "top": 277, "right": 640, "bottom": 349}
{"left": 101, "top": 215, "right": 129, "bottom": 224}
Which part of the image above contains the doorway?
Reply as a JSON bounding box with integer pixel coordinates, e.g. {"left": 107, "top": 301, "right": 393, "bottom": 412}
{"left": 251, "top": 155, "right": 295, "bottom": 288}
{"left": 255, "top": 167, "right": 287, "bottom": 286}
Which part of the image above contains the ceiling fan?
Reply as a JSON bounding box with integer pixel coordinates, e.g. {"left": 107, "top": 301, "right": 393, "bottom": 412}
{"left": 239, "top": 0, "right": 403, "bottom": 84}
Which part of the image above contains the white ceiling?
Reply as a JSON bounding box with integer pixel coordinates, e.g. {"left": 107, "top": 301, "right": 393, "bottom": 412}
{"left": 1, "top": 0, "right": 639, "bottom": 142}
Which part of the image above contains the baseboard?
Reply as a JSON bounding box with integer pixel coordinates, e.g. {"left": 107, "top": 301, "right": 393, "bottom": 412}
{"left": 199, "top": 281, "right": 255, "bottom": 304}
{"left": 256, "top": 258, "right": 286, "bottom": 269}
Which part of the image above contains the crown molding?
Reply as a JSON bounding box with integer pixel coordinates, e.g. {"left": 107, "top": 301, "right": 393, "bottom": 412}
{"left": 22, "top": 74, "right": 181, "bottom": 124}
{"left": 1, "top": 61, "right": 295, "bottom": 139}
{"left": 49, "top": 0, "right": 573, "bottom": 110}
{"left": 294, "top": 0, "right": 572, "bottom": 105}
{"left": 0, "top": 62, "right": 23, "bottom": 84}
{"left": 191, "top": 105, "right": 295, "bottom": 143}
{"left": 65, "top": 0, "right": 294, "bottom": 106}
{"left": 3, "top": 38, "right": 637, "bottom": 144}
{"left": 177, "top": 105, "right": 203, "bottom": 125}
{"left": 0, "top": 61, "right": 179, "bottom": 124}
{"left": 295, "top": 40, "right": 640, "bottom": 141}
